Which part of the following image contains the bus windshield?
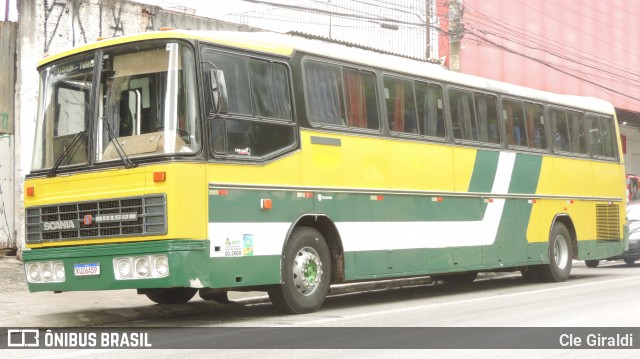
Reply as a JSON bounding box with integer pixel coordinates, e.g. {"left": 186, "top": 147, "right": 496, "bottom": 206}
{"left": 31, "top": 41, "right": 200, "bottom": 171}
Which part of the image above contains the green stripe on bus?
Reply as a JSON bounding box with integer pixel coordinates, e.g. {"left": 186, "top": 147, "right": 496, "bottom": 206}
{"left": 468, "top": 150, "right": 500, "bottom": 193}
{"left": 209, "top": 190, "right": 486, "bottom": 223}
{"left": 509, "top": 153, "right": 543, "bottom": 194}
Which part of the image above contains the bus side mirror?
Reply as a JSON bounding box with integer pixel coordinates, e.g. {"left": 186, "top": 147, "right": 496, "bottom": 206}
{"left": 208, "top": 69, "right": 228, "bottom": 116}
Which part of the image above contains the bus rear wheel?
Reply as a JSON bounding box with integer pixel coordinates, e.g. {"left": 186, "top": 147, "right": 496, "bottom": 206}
{"left": 536, "top": 222, "right": 572, "bottom": 282}
{"left": 145, "top": 287, "right": 198, "bottom": 304}
{"left": 268, "top": 227, "right": 331, "bottom": 314}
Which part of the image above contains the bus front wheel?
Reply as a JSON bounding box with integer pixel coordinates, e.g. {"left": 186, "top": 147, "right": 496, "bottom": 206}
{"left": 537, "top": 222, "right": 572, "bottom": 282}
{"left": 144, "top": 287, "right": 198, "bottom": 304}
{"left": 268, "top": 227, "right": 331, "bottom": 314}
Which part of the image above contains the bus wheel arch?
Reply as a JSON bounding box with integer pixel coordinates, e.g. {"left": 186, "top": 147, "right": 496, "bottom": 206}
{"left": 286, "top": 214, "right": 345, "bottom": 284}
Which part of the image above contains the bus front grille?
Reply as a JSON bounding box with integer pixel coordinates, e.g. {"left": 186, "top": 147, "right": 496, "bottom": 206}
{"left": 25, "top": 194, "right": 167, "bottom": 244}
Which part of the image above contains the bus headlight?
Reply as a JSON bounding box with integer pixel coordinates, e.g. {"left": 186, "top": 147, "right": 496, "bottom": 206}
{"left": 116, "top": 258, "right": 132, "bottom": 279}
{"left": 27, "top": 263, "right": 41, "bottom": 282}
{"left": 134, "top": 257, "right": 150, "bottom": 278}
{"left": 54, "top": 263, "right": 66, "bottom": 281}
{"left": 41, "top": 263, "right": 53, "bottom": 281}
{"left": 113, "top": 255, "right": 170, "bottom": 280}
{"left": 25, "top": 261, "right": 65, "bottom": 283}
{"left": 153, "top": 255, "right": 169, "bottom": 277}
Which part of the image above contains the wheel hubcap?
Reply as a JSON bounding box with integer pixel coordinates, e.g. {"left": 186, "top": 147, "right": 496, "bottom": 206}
{"left": 554, "top": 235, "right": 569, "bottom": 270}
{"left": 292, "top": 246, "right": 323, "bottom": 296}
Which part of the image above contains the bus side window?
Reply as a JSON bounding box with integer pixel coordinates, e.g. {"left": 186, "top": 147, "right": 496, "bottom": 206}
{"left": 503, "top": 99, "right": 527, "bottom": 147}
{"left": 567, "top": 111, "right": 586, "bottom": 154}
{"left": 475, "top": 93, "right": 499, "bottom": 144}
{"left": 415, "top": 82, "right": 445, "bottom": 138}
{"left": 587, "top": 115, "right": 603, "bottom": 156}
{"left": 344, "top": 69, "right": 379, "bottom": 130}
{"left": 524, "top": 102, "right": 546, "bottom": 149}
{"left": 589, "top": 115, "right": 616, "bottom": 158}
{"left": 551, "top": 109, "right": 570, "bottom": 152}
{"left": 304, "top": 62, "right": 346, "bottom": 126}
{"left": 601, "top": 116, "right": 616, "bottom": 158}
{"left": 384, "top": 76, "right": 417, "bottom": 134}
{"left": 449, "top": 89, "right": 477, "bottom": 141}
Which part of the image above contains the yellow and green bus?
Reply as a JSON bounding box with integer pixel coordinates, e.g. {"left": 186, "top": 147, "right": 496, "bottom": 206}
{"left": 23, "top": 29, "right": 626, "bottom": 314}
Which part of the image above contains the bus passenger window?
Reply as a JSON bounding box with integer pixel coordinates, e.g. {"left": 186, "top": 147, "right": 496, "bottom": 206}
{"left": 601, "top": 117, "right": 616, "bottom": 158}
{"left": 524, "top": 102, "right": 546, "bottom": 149}
{"left": 415, "top": 82, "right": 445, "bottom": 138}
{"left": 587, "top": 115, "right": 603, "bottom": 156}
{"left": 304, "top": 62, "right": 346, "bottom": 126}
{"left": 475, "top": 94, "right": 499, "bottom": 144}
{"left": 448, "top": 89, "right": 477, "bottom": 141}
{"left": 384, "top": 77, "right": 417, "bottom": 134}
{"left": 550, "top": 109, "right": 570, "bottom": 152}
{"left": 568, "top": 111, "right": 586, "bottom": 154}
{"left": 588, "top": 115, "right": 616, "bottom": 158}
{"left": 344, "top": 69, "right": 379, "bottom": 130}
{"left": 503, "top": 99, "right": 527, "bottom": 147}
{"left": 249, "top": 60, "right": 292, "bottom": 120}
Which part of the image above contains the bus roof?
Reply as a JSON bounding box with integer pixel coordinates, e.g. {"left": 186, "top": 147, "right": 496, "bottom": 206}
{"left": 39, "top": 29, "right": 615, "bottom": 116}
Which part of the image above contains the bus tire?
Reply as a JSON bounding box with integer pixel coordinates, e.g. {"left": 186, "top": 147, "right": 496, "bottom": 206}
{"left": 585, "top": 260, "right": 600, "bottom": 268}
{"left": 145, "top": 287, "right": 198, "bottom": 304}
{"left": 268, "top": 227, "right": 331, "bottom": 314}
{"left": 536, "top": 222, "right": 572, "bottom": 282}
{"left": 520, "top": 267, "right": 541, "bottom": 282}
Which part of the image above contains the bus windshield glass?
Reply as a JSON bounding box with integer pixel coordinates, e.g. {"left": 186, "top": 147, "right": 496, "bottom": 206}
{"left": 31, "top": 41, "right": 200, "bottom": 171}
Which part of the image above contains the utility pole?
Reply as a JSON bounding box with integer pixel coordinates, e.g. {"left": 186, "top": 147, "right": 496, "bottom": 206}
{"left": 5, "top": 0, "right": 9, "bottom": 21}
{"left": 426, "top": 0, "right": 431, "bottom": 60}
{"left": 449, "top": 0, "right": 463, "bottom": 71}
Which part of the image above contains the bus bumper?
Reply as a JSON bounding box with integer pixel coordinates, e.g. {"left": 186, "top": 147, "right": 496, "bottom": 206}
{"left": 22, "top": 240, "right": 210, "bottom": 293}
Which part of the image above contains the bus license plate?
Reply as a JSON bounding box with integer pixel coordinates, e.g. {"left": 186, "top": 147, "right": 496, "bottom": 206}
{"left": 73, "top": 262, "right": 100, "bottom": 277}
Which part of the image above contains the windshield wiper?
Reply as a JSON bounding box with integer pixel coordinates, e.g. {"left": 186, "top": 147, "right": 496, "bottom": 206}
{"left": 102, "top": 116, "right": 135, "bottom": 169}
{"left": 47, "top": 130, "right": 86, "bottom": 178}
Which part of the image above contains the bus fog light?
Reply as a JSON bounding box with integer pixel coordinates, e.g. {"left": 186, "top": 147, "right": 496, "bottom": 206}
{"left": 42, "top": 263, "right": 53, "bottom": 281}
{"left": 54, "top": 262, "right": 66, "bottom": 281}
{"left": 134, "top": 257, "right": 150, "bottom": 277}
{"left": 153, "top": 255, "right": 169, "bottom": 277}
{"left": 27, "top": 263, "right": 41, "bottom": 282}
{"left": 116, "top": 258, "right": 132, "bottom": 278}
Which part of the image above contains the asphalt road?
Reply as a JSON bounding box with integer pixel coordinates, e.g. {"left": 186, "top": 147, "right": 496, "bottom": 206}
{"left": 2, "top": 255, "right": 640, "bottom": 358}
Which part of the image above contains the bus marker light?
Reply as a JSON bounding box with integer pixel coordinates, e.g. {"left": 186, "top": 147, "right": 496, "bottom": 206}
{"left": 528, "top": 199, "right": 537, "bottom": 204}
{"left": 370, "top": 195, "right": 384, "bottom": 201}
{"left": 26, "top": 186, "right": 35, "bottom": 197}
{"left": 261, "top": 199, "right": 273, "bottom": 210}
{"left": 160, "top": 27, "right": 176, "bottom": 31}
{"left": 431, "top": 197, "right": 443, "bottom": 202}
{"left": 485, "top": 198, "right": 494, "bottom": 203}
{"left": 153, "top": 171, "right": 166, "bottom": 182}
{"left": 567, "top": 200, "right": 574, "bottom": 204}
{"left": 297, "top": 192, "right": 313, "bottom": 198}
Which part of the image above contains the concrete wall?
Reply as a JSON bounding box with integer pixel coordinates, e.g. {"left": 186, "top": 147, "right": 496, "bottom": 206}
{"left": 14, "top": 0, "right": 256, "bottom": 255}
{"left": 0, "top": 21, "right": 17, "bottom": 249}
